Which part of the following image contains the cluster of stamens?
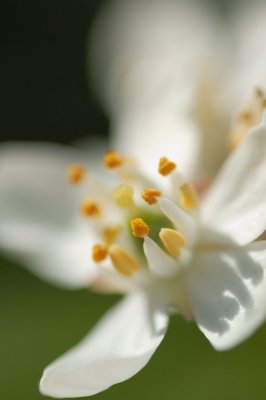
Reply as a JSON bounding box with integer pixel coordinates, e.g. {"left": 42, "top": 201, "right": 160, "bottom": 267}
{"left": 67, "top": 152, "right": 198, "bottom": 278}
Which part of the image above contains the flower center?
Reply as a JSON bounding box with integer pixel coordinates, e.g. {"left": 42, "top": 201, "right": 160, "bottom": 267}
{"left": 67, "top": 151, "right": 199, "bottom": 280}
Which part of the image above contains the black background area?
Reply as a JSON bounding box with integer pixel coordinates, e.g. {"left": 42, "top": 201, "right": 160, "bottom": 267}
{"left": 0, "top": 0, "right": 108, "bottom": 144}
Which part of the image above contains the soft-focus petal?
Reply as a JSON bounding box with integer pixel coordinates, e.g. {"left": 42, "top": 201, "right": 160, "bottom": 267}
{"left": 90, "top": 0, "right": 218, "bottom": 114}
{"left": 40, "top": 292, "right": 169, "bottom": 398}
{"left": 112, "top": 107, "right": 201, "bottom": 181}
{"left": 188, "top": 241, "right": 266, "bottom": 350}
{"left": 228, "top": 1, "right": 266, "bottom": 113}
{"left": 89, "top": 0, "right": 226, "bottom": 180}
{"left": 201, "top": 115, "right": 266, "bottom": 246}
{"left": 0, "top": 143, "right": 99, "bottom": 288}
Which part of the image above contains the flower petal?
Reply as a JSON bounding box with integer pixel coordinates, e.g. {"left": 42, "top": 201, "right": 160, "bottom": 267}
{"left": 188, "top": 241, "right": 266, "bottom": 350}
{"left": 90, "top": 0, "right": 222, "bottom": 181}
{"left": 90, "top": 0, "right": 218, "bottom": 114}
{"left": 112, "top": 110, "right": 201, "bottom": 181}
{"left": 0, "top": 143, "right": 98, "bottom": 288}
{"left": 201, "top": 115, "right": 266, "bottom": 245}
{"left": 40, "top": 292, "right": 169, "bottom": 398}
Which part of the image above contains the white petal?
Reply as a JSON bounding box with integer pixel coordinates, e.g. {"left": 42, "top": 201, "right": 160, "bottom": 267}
{"left": 90, "top": 0, "right": 218, "bottom": 114}
{"left": 227, "top": 2, "right": 266, "bottom": 114}
{"left": 112, "top": 109, "right": 201, "bottom": 182}
{"left": 187, "top": 241, "right": 266, "bottom": 350}
{"left": 90, "top": 0, "right": 221, "bottom": 181}
{"left": 158, "top": 197, "right": 197, "bottom": 247}
{"left": 40, "top": 292, "right": 169, "bottom": 398}
{"left": 201, "top": 116, "right": 266, "bottom": 246}
{"left": 0, "top": 143, "right": 98, "bottom": 288}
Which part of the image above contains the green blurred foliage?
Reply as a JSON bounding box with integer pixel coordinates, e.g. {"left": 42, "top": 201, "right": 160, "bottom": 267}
{"left": 1, "top": 256, "right": 266, "bottom": 400}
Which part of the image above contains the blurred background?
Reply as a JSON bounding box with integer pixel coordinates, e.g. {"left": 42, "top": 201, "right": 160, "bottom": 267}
{"left": 1, "top": 1, "right": 266, "bottom": 399}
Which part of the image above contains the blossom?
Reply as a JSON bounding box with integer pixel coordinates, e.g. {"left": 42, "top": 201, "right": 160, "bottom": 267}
{"left": 1, "top": 112, "right": 266, "bottom": 397}
{"left": 1, "top": 0, "right": 266, "bottom": 398}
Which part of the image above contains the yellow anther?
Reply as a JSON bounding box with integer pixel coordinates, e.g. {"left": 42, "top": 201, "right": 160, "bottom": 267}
{"left": 109, "top": 244, "right": 139, "bottom": 276}
{"left": 141, "top": 188, "right": 161, "bottom": 205}
{"left": 112, "top": 184, "right": 134, "bottom": 208}
{"left": 159, "top": 228, "right": 186, "bottom": 257}
{"left": 80, "top": 200, "right": 100, "bottom": 217}
{"left": 130, "top": 218, "right": 150, "bottom": 238}
{"left": 179, "top": 183, "right": 198, "bottom": 210}
{"left": 92, "top": 244, "right": 108, "bottom": 263}
{"left": 67, "top": 164, "right": 86, "bottom": 184}
{"left": 102, "top": 225, "right": 121, "bottom": 245}
{"left": 102, "top": 150, "right": 123, "bottom": 169}
{"left": 158, "top": 157, "right": 176, "bottom": 176}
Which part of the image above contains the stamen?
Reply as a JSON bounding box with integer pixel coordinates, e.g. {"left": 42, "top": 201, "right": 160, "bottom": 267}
{"left": 67, "top": 164, "right": 86, "bottom": 183}
{"left": 158, "top": 157, "right": 176, "bottom": 176}
{"left": 179, "top": 183, "right": 198, "bottom": 210}
{"left": 112, "top": 184, "right": 134, "bottom": 208}
{"left": 102, "top": 150, "right": 123, "bottom": 169}
{"left": 92, "top": 244, "right": 108, "bottom": 263}
{"left": 102, "top": 225, "right": 121, "bottom": 245}
{"left": 159, "top": 228, "right": 186, "bottom": 257}
{"left": 131, "top": 218, "right": 150, "bottom": 238}
{"left": 141, "top": 188, "right": 161, "bottom": 205}
{"left": 80, "top": 200, "right": 100, "bottom": 217}
{"left": 109, "top": 244, "right": 139, "bottom": 276}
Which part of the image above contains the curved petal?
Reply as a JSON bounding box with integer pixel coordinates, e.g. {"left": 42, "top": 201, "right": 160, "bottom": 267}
{"left": 90, "top": 0, "right": 218, "bottom": 114}
{"left": 228, "top": 2, "right": 266, "bottom": 114}
{"left": 112, "top": 108, "right": 201, "bottom": 181}
{"left": 0, "top": 143, "right": 99, "bottom": 288}
{"left": 40, "top": 292, "right": 169, "bottom": 398}
{"left": 187, "top": 241, "right": 266, "bottom": 350}
{"left": 89, "top": 0, "right": 224, "bottom": 181}
{"left": 201, "top": 115, "right": 266, "bottom": 246}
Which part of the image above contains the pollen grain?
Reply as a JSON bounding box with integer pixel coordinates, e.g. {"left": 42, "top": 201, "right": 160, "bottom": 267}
{"left": 92, "top": 244, "right": 108, "bottom": 263}
{"left": 141, "top": 188, "right": 161, "bottom": 205}
{"left": 131, "top": 218, "right": 149, "bottom": 238}
{"left": 158, "top": 157, "right": 176, "bottom": 176}
{"left": 80, "top": 200, "right": 100, "bottom": 217}
{"left": 67, "top": 164, "right": 86, "bottom": 184}
{"left": 103, "top": 150, "right": 123, "bottom": 169}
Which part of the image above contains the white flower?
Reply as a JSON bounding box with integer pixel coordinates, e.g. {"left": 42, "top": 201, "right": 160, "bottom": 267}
{"left": 1, "top": 0, "right": 266, "bottom": 398}
{"left": 1, "top": 113, "right": 266, "bottom": 397}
